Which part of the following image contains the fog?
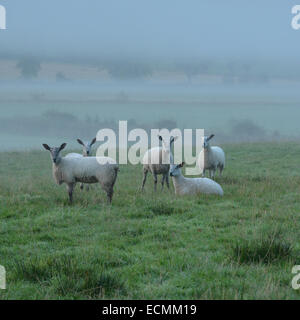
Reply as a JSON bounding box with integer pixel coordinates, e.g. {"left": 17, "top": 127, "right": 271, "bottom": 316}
{"left": 0, "top": 1, "right": 300, "bottom": 150}
{"left": 1, "top": 0, "right": 299, "bottom": 60}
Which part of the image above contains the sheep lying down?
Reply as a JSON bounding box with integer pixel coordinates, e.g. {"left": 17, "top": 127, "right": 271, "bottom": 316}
{"left": 172, "top": 176, "right": 223, "bottom": 196}
{"left": 170, "top": 162, "right": 223, "bottom": 196}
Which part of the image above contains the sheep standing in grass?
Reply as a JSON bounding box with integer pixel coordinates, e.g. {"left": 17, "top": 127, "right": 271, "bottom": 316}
{"left": 42, "top": 143, "right": 119, "bottom": 204}
{"left": 64, "top": 138, "right": 97, "bottom": 190}
{"left": 170, "top": 162, "right": 224, "bottom": 196}
{"left": 77, "top": 137, "right": 97, "bottom": 157}
{"left": 141, "top": 136, "right": 176, "bottom": 192}
{"left": 65, "top": 137, "right": 97, "bottom": 161}
{"left": 197, "top": 134, "right": 225, "bottom": 179}
{"left": 76, "top": 137, "right": 97, "bottom": 190}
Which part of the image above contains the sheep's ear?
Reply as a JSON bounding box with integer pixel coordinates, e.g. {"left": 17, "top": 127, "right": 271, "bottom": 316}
{"left": 42, "top": 144, "right": 51, "bottom": 151}
{"left": 208, "top": 134, "right": 215, "bottom": 140}
{"left": 170, "top": 136, "right": 178, "bottom": 145}
{"left": 59, "top": 143, "right": 67, "bottom": 151}
{"left": 77, "top": 139, "right": 84, "bottom": 146}
{"left": 90, "top": 137, "right": 97, "bottom": 145}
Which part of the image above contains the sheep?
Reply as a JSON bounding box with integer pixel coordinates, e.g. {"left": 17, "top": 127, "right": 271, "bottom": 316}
{"left": 66, "top": 138, "right": 116, "bottom": 191}
{"left": 76, "top": 137, "right": 97, "bottom": 191}
{"left": 64, "top": 138, "right": 97, "bottom": 190}
{"left": 42, "top": 143, "right": 119, "bottom": 204}
{"left": 197, "top": 134, "right": 225, "bottom": 179}
{"left": 65, "top": 137, "right": 97, "bottom": 161}
{"left": 141, "top": 136, "right": 176, "bottom": 192}
{"left": 77, "top": 137, "right": 97, "bottom": 157}
{"left": 170, "top": 162, "right": 224, "bottom": 196}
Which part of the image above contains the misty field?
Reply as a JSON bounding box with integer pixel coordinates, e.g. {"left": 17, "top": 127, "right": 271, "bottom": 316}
{"left": 0, "top": 142, "right": 300, "bottom": 299}
{"left": 1, "top": 83, "right": 300, "bottom": 151}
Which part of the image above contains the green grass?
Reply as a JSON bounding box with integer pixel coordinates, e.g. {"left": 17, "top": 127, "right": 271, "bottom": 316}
{"left": 0, "top": 142, "right": 300, "bottom": 299}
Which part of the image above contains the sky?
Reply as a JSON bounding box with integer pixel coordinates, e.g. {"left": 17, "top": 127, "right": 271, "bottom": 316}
{"left": 0, "top": 1, "right": 299, "bottom": 61}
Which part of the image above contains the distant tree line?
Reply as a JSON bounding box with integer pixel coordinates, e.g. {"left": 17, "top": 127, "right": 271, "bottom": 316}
{"left": 0, "top": 110, "right": 178, "bottom": 141}
{"left": 13, "top": 55, "right": 295, "bottom": 84}
{"left": 0, "top": 110, "right": 284, "bottom": 143}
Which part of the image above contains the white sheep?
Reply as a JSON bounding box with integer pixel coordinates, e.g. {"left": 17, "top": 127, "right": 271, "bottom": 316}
{"left": 76, "top": 137, "right": 97, "bottom": 191}
{"left": 197, "top": 134, "right": 225, "bottom": 179}
{"left": 141, "top": 136, "right": 176, "bottom": 191}
{"left": 77, "top": 137, "right": 97, "bottom": 157}
{"left": 65, "top": 137, "right": 97, "bottom": 161}
{"left": 170, "top": 162, "right": 224, "bottom": 196}
{"left": 66, "top": 138, "right": 116, "bottom": 191}
{"left": 42, "top": 143, "right": 119, "bottom": 204}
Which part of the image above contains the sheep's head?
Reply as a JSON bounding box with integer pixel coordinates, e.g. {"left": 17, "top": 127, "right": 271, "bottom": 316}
{"left": 77, "top": 138, "right": 96, "bottom": 157}
{"left": 170, "top": 162, "right": 185, "bottom": 177}
{"left": 42, "top": 143, "right": 67, "bottom": 164}
{"left": 203, "top": 134, "right": 215, "bottom": 149}
{"left": 159, "top": 135, "right": 178, "bottom": 164}
{"left": 159, "top": 135, "right": 177, "bottom": 149}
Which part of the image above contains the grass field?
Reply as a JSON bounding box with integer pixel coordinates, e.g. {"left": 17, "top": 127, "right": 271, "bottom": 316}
{"left": 0, "top": 142, "right": 300, "bottom": 299}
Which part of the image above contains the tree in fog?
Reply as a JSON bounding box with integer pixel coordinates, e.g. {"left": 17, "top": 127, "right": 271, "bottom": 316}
{"left": 56, "top": 71, "right": 68, "bottom": 82}
{"left": 16, "top": 57, "right": 41, "bottom": 79}
{"left": 106, "top": 62, "right": 152, "bottom": 80}
{"left": 174, "top": 63, "right": 198, "bottom": 84}
{"left": 174, "top": 61, "right": 210, "bottom": 84}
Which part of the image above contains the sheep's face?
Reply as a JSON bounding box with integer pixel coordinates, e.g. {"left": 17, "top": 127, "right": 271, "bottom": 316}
{"left": 159, "top": 135, "right": 178, "bottom": 163}
{"left": 77, "top": 138, "right": 96, "bottom": 157}
{"left": 159, "top": 135, "right": 177, "bottom": 149}
{"left": 42, "top": 143, "right": 67, "bottom": 164}
{"left": 170, "top": 162, "right": 184, "bottom": 177}
{"left": 83, "top": 143, "right": 92, "bottom": 157}
{"left": 203, "top": 137, "right": 209, "bottom": 149}
{"left": 203, "top": 134, "right": 215, "bottom": 149}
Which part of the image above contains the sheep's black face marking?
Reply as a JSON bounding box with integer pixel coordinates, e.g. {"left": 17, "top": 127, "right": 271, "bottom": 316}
{"left": 50, "top": 147, "right": 61, "bottom": 164}
{"left": 203, "top": 134, "right": 215, "bottom": 148}
{"left": 170, "top": 162, "right": 185, "bottom": 177}
{"left": 203, "top": 137, "right": 210, "bottom": 149}
{"left": 77, "top": 138, "right": 96, "bottom": 157}
{"left": 43, "top": 143, "right": 66, "bottom": 164}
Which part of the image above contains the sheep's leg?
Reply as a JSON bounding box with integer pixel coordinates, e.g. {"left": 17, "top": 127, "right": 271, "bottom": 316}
{"left": 86, "top": 185, "right": 90, "bottom": 191}
{"left": 141, "top": 169, "right": 148, "bottom": 191}
{"left": 211, "top": 169, "right": 216, "bottom": 180}
{"left": 101, "top": 183, "right": 114, "bottom": 204}
{"left": 106, "top": 188, "right": 113, "bottom": 204}
{"left": 80, "top": 183, "right": 84, "bottom": 191}
{"left": 219, "top": 165, "right": 224, "bottom": 176}
{"left": 67, "top": 183, "right": 75, "bottom": 204}
{"left": 202, "top": 169, "right": 206, "bottom": 177}
{"left": 161, "top": 174, "right": 165, "bottom": 190}
{"left": 153, "top": 173, "right": 158, "bottom": 192}
{"left": 166, "top": 175, "right": 170, "bottom": 189}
